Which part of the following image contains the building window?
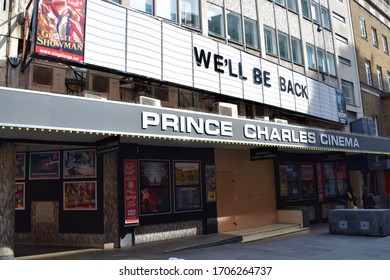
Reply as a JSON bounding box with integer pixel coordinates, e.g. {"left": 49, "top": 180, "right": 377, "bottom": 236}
{"left": 365, "top": 60, "right": 373, "bottom": 86}
{"left": 341, "top": 79, "right": 355, "bottom": 105}
{"left": 317, "top": 48, "right": 326, "bottom": 72}
{"left": 264, "top": 26, "right": 278, "bottom": 56}
{"left": 287, "top": 0, "right": 298, "bottom": 12}
{"left": 387, "top": 71, "right": 390, "bottom": 92}
{"left": 244, "top": 18, "right": 259, "bottom": 49}
{"left": 227, "top": 11, "right": 242, "bottom": 43}
{"left": 332, "top": 12, "right": 345, "bottom": 23}
{"left": 306, "top": 44, "right": 316, "bottom": 69}
{"left": 335, "top": 33, "right": 348, "bottom": 44}
{"left": 301, "top": 0, "right": 311, "bottom": 19}
{"left": 383, "top": 35, "right": 389, "bottom": 54}
{"left": 278, "top": 31, "right": 290, "bottom": 60}
{"left": 377, "top": 66, "right": 383, "bottom": 91}
{"left": 156, "top": 0, "right": 177, "bottom": 21}
{"left": 311, "top": 0, "right": 320, "bottom": 23}
{"left": 180, "top": 0, "right": 200, "bottom": 28}
{"left": 372, "top": 27, "right": 378, "bottom": 47}
{"left": 275, "top": 0, "right": 286, "bottom": 6}
{"left": 327, "top": 52, "right": 336, "bottom": 76}
{"left": 130, "top": 0, "right": 153, "bottom": 14}
{"left": 291, "top": 37, "right": 303, "bottom": 64}
{"left": 321, "top": 6, "right": 331, "bottom": 29}
{"left": 338, "top": 56, "right": 351, "bottom": 66}
{"left": 359, "top": 17, "right": 367, "bottom": 39}
{"left": 207, "top": 3, "right": 224, "bottom": 37}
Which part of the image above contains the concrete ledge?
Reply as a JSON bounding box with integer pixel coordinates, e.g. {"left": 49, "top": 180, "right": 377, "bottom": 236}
{"left": 329, "top": 209, "right": 390, "bottom": 237}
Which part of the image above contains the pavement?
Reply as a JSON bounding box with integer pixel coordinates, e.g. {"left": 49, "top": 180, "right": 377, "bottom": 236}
{"left": 11, "top": 223, "right": 390, "bottom": 260}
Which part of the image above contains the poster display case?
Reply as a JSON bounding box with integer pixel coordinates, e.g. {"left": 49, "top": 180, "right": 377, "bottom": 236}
{"left": 174, "top": 161, "right": 201, "bottom": 212}
{"left": 140, "top": 160, "right": 170, "bottom": 215}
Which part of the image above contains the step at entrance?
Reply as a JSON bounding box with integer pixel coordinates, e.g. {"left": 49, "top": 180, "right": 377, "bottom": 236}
{"left": 225, "top": 223, "right": 309, "bottom": 243}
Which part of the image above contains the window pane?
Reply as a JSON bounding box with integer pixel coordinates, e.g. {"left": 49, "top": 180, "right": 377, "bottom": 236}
{"left": 311, "top": 1, "right": 320, "bottom": 23}
{"left": 130, "top": 0, "right": 153, "bottom": 14}
{"left": 275, "top": 0, "right": 286, "bottom": 6}
{"left": 387, "top": 72, "right": 390, "bottom": 92}
{"left": 321, "top": 6, "right": 331, "bottom": 29}
{"left": 317, "top": 48, "right": 326, "bottom": 72}
{"left": 287, "top": 0, "right": 298, "bottom": 12}
{"left": 359, "top": 17, "right": 367, "bottom": 38}
{"left": 342, "top": 80, "right": 355, "bottom": 105}
{"left": 377, "top": 67, "right": 383, "bottom": 91}
{"left": 278, "top": 32, "right": 290, "bottom": 60}
{"left": 244, "top": 18, "right": 259, "bottom": 49}
{"left": 291, "top": 37, "right": 303, "bottom": 64}
{"left": 264, "top": 26, "right": 277, "bottom": 55}
{"left": 156, "top": 0, "right": 177, "bottom": 21}
{"left": 383, "top": 36, "right": 389, "bottom": 54}
{"left": 301, "top": 0, "right": 311, "bottom": 18}
{"left": 372, "top": 28, "right": 378, "bottom": 46}
{"left": 327, "top": 52, "right": 336, "bottom": 76}
{"left": 306, "top": 44, "right": 316, "bottom": 69}
{"left": 365, "top": 60, "right": 372, "bottom": 86}
{"left": 180, "top": 0, "right": 200, "bottom": 28}
{"left": 227, "top": 11, "right": 242, "bottom": 43}
{"left": 208, "top": 3, "right": 224, "bottom": 37}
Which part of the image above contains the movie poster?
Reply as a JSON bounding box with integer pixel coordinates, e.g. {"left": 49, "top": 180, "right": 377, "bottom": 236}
{"left": 124, "top": 160, "right": 139, "bottom": 225}
{"left": 29, "top": 151, "right": 60, "bottom": 179}
{"left": 35, "top": 0, "right": 86, "bottom": 62}
{"left": 15, "top": 183, "right": 25, "bottom": 210}
{"left": 63, "top": 181, "right": 97, "bottom": 210}
{"left": 63, "top": 149, "right": 96, "bottom": 178}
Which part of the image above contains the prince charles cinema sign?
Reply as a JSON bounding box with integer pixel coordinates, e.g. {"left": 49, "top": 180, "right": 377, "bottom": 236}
{"left": 34, "top": 0, "right": 86, "bottom": 62}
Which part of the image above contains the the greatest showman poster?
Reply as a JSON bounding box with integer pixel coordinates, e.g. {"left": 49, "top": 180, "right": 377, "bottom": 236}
{"left": 35, "top": 0, "right": 86, "bottom": 62}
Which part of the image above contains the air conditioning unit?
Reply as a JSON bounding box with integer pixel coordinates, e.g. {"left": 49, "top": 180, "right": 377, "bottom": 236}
{"left": 81, "top": 90, "right": 107, "bottom": 100}
{"left": 22, "top": 62, "right": 66, "bottom": 93}
{"left": 136, "top": 96, "right": 161, "bottom": 107}
{"left": 272, "top": 118, "right": 288, "bottom": 124}
{"left": 213, "top": 102, "right": 238, "bottom": 118}
{"left": 87, "top": 70, "right": 120, "bottom": 100}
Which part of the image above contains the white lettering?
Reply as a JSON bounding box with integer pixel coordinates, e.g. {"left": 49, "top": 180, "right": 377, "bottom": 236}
{"left": 142, "top": 112, "right": 160, "bottom": 129}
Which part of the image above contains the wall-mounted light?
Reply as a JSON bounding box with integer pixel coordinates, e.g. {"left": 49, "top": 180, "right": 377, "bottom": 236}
{"left": 317, "top": 25, "right": 323, "bottom": 32}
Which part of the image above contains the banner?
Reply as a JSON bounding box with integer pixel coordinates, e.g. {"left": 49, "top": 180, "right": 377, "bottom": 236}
{"left": 35, "top": 0, "right": 86, "bottom": 62}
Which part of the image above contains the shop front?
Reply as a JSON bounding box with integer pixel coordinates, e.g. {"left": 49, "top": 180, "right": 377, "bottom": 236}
{"left": 3, "top": 87, "right": 390, "bottom": 248}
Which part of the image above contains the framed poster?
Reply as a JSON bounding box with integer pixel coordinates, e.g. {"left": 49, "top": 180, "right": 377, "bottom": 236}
{"left": 29, "top": 151, "right": 60, "bottom": 179}
{"left": 63, "top": 181, "right": 97, "bottom": 210}
{"left": 15, "top": 153, "right": 26, "bottom": 180}
{"left": 15, "top": 183, "right": 25, "bottom": 210}
{"left": 300, "top": 164, "right": 315, "bottom": 199}
{"left": 124, "top": 159, "right": 139, "bottom": 225}
{"left": 174, "top": 161, "right": 201, "bottom": 211}
{"left": 63, "top": 149, "right": 97, "bottom": 178}
{"left": 140, "top": 160, "right": 170, "bottom": 214}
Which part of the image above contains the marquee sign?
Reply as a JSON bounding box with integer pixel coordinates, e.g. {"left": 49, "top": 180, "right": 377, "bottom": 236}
{"left": 0, "top": 88, "right": 387, "bottom": 154}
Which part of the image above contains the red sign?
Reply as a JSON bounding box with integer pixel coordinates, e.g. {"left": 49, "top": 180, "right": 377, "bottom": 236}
{"left": 124, "top": 160, "right": 139, "bottom": 225}
{"left": 35, "top": 0, "right": 86, "bottom": 62}
{"left": 316, "top": 163, "right": 324, "bottom": 202}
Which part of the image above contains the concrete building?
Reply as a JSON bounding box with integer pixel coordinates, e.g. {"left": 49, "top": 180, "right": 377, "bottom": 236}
{"left": 1, "top": 0, "right": 390, "bottom": 258}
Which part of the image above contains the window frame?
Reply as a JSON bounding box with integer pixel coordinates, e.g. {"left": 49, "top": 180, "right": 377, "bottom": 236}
{"left": 227, "top": 10, "right": 243, "bottom": 43}
{"left": 306, "top": 44, "right": 317, "bottom": 70}
{"left": 244, "top": 17, "right": 259, "bottom": 49}
{"left": 291, "top": 37, "right": 303, "bottom": 65}
{"left": 359, "top": 17, "right": 367, "bottom": 39}
{"left": 383, "top": 35, "right": 389, "bottom": 54}
{"left": 278, "top": 31, "right": 291, "bottom": 60}
{"left": 341, "top": 79, "right": 355, "bottom": 106}
{"left": 264, "top": 25, "right": 278, "bottom": 56}
{"left": 180, "top": 0, "right": 200, "bottom": 29}
{"left": 327, "top": 52, "right": 336, "bottom": 76}
{"left": 155, "top": 0, "right": 177, "bottom": 22}
{"left": 377, "top": 66, "right": 383, "bottom": 91}
{"left": 301, "top": 0, "right": 311, "bottom": 19}
{"left": 372, "top": 27, "right": 378, "bottom": 47}
{"left": 207, "top": 3, "right": 225, "bottom": 38}
{"left": 365, "top": 60, "right": 373, "bottom": 86}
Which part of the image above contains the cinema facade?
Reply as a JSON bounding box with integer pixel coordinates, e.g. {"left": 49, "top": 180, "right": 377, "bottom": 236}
{"left": 1, "top": 0, "right": 390, "bottom": 251}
